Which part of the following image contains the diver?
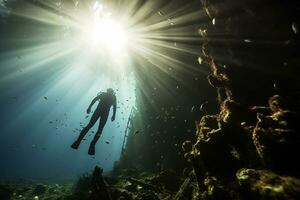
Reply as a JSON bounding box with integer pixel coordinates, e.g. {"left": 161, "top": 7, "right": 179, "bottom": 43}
{"left": 71, "top": 88, "right": 117, "bottom": 155}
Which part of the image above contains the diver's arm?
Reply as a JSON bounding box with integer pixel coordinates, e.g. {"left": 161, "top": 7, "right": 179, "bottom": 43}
{"left": 111, "top": 96, "right": 117, "bottom": 121}
{"left": 87, "top": 95, "right": 101, "bottom": 114}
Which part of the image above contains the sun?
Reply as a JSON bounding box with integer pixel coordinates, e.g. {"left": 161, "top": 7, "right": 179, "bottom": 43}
{"left": 81, "top": 15, "right": 129, "bottom": 53}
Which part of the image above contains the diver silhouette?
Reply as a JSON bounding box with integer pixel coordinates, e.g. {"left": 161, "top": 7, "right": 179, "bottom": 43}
{"left": 71, "top": 88, "right": 117, "bottom": 155}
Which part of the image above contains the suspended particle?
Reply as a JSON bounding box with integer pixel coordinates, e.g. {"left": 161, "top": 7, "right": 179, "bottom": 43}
{"left": 292, "top": 22, "right": 298, "bottom": 34}
{"left": 134, "top": 130, "right": 140, "bottom": 135}
{"left": 200, "top": 101, "right": 208, "bottom": 112}
{"left": 55, "top": 1, "right": 62, "bottom": 7}
{"left": 168, "top": 18, "right": 174, "bottom": 26}
{"left": 74, "top": 0, "right": 79, "bottom": 7}
{"left": 137, "top": 185, "right": 143, "bottom": 190}
{"left": 244, "top": 39, "right": 251, "bottom": 43}
{"left": 212, "top": 18, "right": 216, "bottom": 25}
{"left": 191, "top": 106, "right": 195, "bottom": 112}
{"left": 198, "top": 57, "right": 203, "bottom": 64}
{"left": 198, "top": 29, "right": 207, "bottom": 37}
{"left": 205, "top": 8, "right": 212, "bottom": 18}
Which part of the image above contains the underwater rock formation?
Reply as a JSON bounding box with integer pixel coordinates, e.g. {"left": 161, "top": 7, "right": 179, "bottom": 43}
{"left": 237, "top": 168, "right": 300, "bottom": 199}
{"left": 182, "top": 0, "right": 300, "bottom": 199}
{"left": 0, "top": 184, "right": 13, "bottom": 200}
{"left": 66, "top": 166, "right": 111, "bottom": 200}
{"left": 32, "top": 184, "right": 47, "bottom": 196}
{"left": 253, "top": 95, "right": 300, "bottom": 176}
{"left": 115, "top": 0, "right": 300, "bottom": 198}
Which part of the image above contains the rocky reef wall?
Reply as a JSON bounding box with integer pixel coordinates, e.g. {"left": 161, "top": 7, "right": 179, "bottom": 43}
{"left": 118, "top": 0, "right": 300, "bottom": 199}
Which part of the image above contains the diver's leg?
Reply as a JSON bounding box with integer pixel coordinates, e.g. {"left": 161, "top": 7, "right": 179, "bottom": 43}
{"left": 71, "top": 111, "right": 99, "bottom": 149}
{"left": 88, "top": 112, "right": 109, "bottom": 155}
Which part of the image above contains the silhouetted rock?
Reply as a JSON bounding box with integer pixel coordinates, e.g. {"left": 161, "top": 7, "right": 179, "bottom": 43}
{"left": 32, "top": 184, "right": 47, "bottom": 195}
{"left": 0, "top": 184, "right": 12, "bottom": 200}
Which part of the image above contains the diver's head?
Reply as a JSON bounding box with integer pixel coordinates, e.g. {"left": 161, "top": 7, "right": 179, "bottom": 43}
{"left": 107, "top": 88, "right": 115, "bottom": 95}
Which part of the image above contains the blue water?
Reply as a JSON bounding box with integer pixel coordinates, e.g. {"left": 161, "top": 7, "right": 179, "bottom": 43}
{"left": 0, "top": 37, "right": 136, "bottom": 180}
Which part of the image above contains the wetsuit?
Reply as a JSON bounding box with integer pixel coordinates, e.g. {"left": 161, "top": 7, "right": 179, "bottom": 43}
{"left": 71, "top": 92, "right": 116, "bottom": 154}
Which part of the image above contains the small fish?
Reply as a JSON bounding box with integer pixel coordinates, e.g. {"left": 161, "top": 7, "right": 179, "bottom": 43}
{"left": 292, "top": 22, "right": 298, "bottom": 34}
{"left": 198, "top": 57, "right": 203, "bottom": 64}
{"left": 212, "top": 18, "right": 215, "bottom": 25}
{"left": 191, "top": 106, "right": 195, "bottom": 112}
{"left": 200, "top": 101, "right": 209, "bottom": 112}
{"left": 105, "top": 141, "right": 110, "bottom": 144}
{"left": 134, "top": 130, "right": 140, "bottom": 135}
{"left": 44, "top": 96, "right": 48, "bottom": 100}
